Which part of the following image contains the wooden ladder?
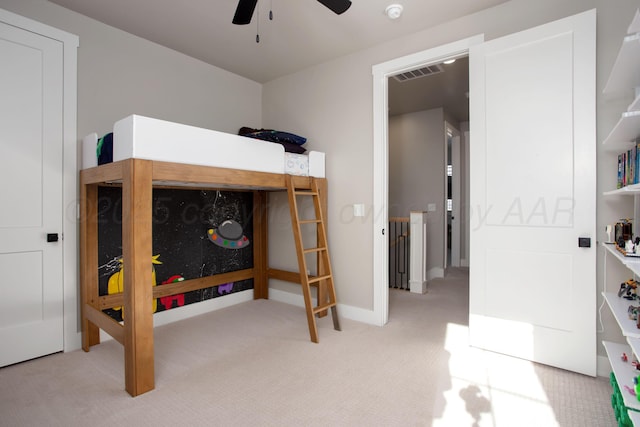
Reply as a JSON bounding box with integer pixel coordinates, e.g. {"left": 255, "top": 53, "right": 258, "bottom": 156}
{"left": 286, "top": 175, "right": 341, "bottom": 343}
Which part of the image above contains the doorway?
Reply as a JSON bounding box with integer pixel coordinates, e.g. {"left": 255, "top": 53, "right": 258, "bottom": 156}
{"left": 373, "top": 35, "right": 483, "bottom": 326}
{"left": 374, "top": 10, "right": 596, "bottom": 375}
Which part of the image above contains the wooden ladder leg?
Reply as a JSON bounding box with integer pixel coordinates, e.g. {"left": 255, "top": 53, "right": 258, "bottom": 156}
{"left": 286, "top": 175, "right": 319, "bottom": 343}
{"left": 311, "top": 178, "right": 340, "bottom": 333}
{"left": 302, "top": 279, "right": 320, "bottom": 344}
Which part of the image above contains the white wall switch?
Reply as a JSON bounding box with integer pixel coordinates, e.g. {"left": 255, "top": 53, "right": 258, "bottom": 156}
{"left": 353, "top": 204, "right": 365, "bottom": 217}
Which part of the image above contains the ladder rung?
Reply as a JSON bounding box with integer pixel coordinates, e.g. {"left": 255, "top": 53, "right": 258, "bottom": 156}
{"left": 308, "top": 274, "right": 332, "bottom": 284}
{"left": 299, "top": 219, "right": 321, "bottom": 225}
{"left": 313, "top": 301, "right": 337, "bottom": 314}
{"left": 303, "top": 247, "right": 327, "bottom": 254}
{"left": 294, "top": 190, "right": 318, "bottom": 196}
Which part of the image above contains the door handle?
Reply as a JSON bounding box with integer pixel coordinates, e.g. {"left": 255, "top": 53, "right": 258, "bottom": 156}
{"left": 47, "top": 233, "right": 59, "bottom": 242}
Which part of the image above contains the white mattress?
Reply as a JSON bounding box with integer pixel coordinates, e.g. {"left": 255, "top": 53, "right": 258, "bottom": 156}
{"left": 81, "top": 115, "right": 325, "bottom": 178}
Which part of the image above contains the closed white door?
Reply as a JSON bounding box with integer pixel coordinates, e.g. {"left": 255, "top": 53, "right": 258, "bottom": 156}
{"left": 469, "top": 10, "right": 596, "bottom": 375}
{"left": 0, "top": 21, "right": 64, "bottom": 366}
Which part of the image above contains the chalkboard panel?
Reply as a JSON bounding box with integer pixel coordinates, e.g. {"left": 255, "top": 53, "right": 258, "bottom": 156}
{"left": 97, "top": 186, "right": 254, "bottom": 321}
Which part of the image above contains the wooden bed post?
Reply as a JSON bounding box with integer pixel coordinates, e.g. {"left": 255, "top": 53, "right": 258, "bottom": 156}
{"left": 80, "top": 180, "right": 100, "bottom": 350}
{"left": 253, "top": 191, "right": 268, "bottom": 299}
{"left": 122, "top": 159, "right": 155, "bottom": 396}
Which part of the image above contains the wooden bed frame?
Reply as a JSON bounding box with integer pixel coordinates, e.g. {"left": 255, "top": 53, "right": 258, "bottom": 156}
{"left": 80, "top": 158, "right": 328, "bottom": 397}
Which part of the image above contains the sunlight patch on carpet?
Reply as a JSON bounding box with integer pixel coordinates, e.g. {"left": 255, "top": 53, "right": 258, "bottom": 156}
{"left": 433, "top": 322, "right": 560, "bottom": 427}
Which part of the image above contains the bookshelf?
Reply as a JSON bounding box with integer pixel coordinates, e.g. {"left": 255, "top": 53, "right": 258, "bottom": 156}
{"left": 602, "top": 8, "right": 640, "bottom": 426}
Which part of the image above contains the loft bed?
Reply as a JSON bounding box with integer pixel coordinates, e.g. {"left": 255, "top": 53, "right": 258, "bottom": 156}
{"left": 80, "top": 115, "right": 333, "bottom": 397}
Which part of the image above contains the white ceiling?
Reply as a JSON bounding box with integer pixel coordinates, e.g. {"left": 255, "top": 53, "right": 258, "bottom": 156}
{"left": 389, "top": 56, "right": 469, "bottom": 121}
{"left": 47, "top": 0, "right": 504, "bottom": 119}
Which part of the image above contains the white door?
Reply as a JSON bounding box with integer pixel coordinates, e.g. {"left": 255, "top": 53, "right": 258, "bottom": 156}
{"left": 469, "top": 10, "right": 596, "bottom": 375}
{"left": 0, "top": 21, "right": 64, "bottom": 366}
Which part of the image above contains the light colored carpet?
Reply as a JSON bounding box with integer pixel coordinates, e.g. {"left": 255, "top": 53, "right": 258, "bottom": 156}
{"left": 1, "top": 268, "right": 614, "bottom": 426}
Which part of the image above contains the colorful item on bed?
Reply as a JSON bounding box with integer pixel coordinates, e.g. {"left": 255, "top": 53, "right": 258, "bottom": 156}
{"left": 96, "top": 132, "right": 114, "bottom": 165}
{"left": 238, "top": 127, "right": 307, "bottom": 154}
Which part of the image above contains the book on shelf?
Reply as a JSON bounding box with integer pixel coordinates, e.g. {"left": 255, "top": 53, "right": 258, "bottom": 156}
{"left": 619, "top": 153, "right": 623, "bottom": 189}
{"left": 617, "top": 139, "right": 640, "bottom": 188}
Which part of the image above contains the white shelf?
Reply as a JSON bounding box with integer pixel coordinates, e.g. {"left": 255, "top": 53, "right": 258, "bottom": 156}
{"left": 604, "top": 183, "right": 640, "bottom": 196}
{"left": 604, "top": 341, "right": 640, "bottom": 412}
{"left": 603, "top": 292, "right": 640, "bottom": 339}
{"left": 603, "top": 110, "right": 640, "bottom": 146}
{"left": 603, "top": 243, "right": 640, "bottom": 276}
{"left": 604, "top": 341, "right": 640, "bottom": 413}
{"left": 604, "top": 33, "right": 640, "bottom": 96}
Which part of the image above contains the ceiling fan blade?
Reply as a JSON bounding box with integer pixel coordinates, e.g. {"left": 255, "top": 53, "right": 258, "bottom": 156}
{"left": 317, "top": 0, "right": 352, "bottom": 15}
{"left": 232, "top": 0, "right": 258, "bottom": 25}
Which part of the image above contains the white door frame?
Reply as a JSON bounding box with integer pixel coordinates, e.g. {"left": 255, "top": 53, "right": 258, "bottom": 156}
{"left": 371, "top": 35, "right": 484, "bottom": 326}
{"left": 0, "top": 8, "right": 79, "bottom": 352}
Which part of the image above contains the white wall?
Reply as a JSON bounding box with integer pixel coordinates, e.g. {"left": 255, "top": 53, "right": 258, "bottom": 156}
{"left": 262, "top": 0, "right": 640, "bottom": 362}
{"left": 389, "top": 108, "right": 445, "bottom": 275}
{"left": 0, "top": 0, "right": 262, "bottom": 139}
{"left": 0, "top": 0, "right": 263, "bottom": 349}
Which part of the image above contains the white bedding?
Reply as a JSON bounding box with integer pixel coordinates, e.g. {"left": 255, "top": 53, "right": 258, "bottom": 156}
{"left": 81, "top": 115, "right": 325, "bottom": 178}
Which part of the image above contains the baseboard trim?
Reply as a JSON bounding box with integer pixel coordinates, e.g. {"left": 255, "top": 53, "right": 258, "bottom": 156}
{"left": 409, "top": 279, "right": 428, "bottom": 294}
{"left": 597, "top": 354, "right": 611, "bottom": 378}
{"left": 268, "top": 288, "right": 379, "bottom": 325}
{"left": 97, "top": 289, "right": 254, "bottom": 343}
{"left": 155, "top": 289, "right": 254, "bottom": 326}
{"left": 428, "top": 267, "right": 445, "bottom": 281}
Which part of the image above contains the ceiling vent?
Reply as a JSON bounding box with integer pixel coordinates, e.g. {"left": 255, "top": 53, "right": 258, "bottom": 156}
{"left": 392, "top": 64, "right": 445, "bottom": 82}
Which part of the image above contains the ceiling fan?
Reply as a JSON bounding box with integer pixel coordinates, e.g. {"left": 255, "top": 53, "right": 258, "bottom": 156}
{"left": 232, "top": 0, "right": 352, "bottom": 25}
